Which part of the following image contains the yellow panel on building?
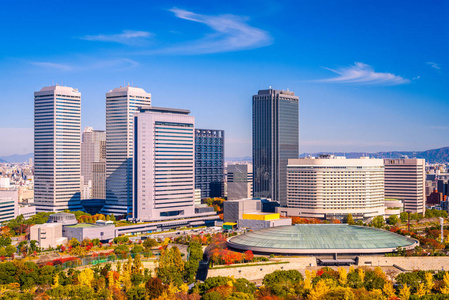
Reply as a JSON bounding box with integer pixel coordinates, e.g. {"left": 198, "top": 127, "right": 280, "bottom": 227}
{"left": 242, "top": 213, "right": 280, "bottom": 221}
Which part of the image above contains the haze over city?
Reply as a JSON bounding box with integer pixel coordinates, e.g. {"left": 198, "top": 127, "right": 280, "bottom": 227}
{"left": 0, "top": 0, "right": 448, "bottom": 157}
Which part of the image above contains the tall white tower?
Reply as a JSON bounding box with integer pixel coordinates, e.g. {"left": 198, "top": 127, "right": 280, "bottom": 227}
{"left": 102, "top": 86, "right": 151, "bottom": 216}
{"left": 34, "top": 85, "right": 83, "bottom": 212}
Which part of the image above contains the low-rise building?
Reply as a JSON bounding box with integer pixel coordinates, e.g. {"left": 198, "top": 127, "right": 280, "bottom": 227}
{"left": 237, "top": 212, "right": 292, "bottom": 230}
{"left": 0, "top": 190, "right": 18, "bottom": 223}
{"left": 64, "top": 223, "right": 115, "bottom": 242}
{"left": 30, "top": 223, "right": 67, "bottom": 249}
{"left": 223, "top": 198, "right": 261, "bottom": 223}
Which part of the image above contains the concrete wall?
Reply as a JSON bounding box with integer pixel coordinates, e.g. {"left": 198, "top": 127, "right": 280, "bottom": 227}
{"left": 65, "top": 225, "right": 115, "bottom": 242}
{"left": 358, "top": 256, "right": 449, "bottom": 271}
{"left": 208, "top": 257, "right": 316, "bottom": 281}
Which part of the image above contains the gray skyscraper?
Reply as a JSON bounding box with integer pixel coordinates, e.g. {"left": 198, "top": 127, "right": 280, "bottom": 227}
{"left": 102, "top": 86, "right": 151, "bottom": 216}
{"left": 195, "top": 129, "right": 225, "bottom": 198}
{"left": 34, "top": 85, "right": 83, "bottom": 212}
{"left": 252, "top": 88, "right": 299, "bottom": 206}
{"left": 81, "top": 127, "right": 106, "bottom": 199}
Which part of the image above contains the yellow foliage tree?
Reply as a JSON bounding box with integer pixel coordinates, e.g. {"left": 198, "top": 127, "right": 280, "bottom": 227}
{"left": 369, "top": 289, "right": 383, "bottom": 300}
{"left": 308, "top": 280, "right": 330, "bottom": 300}
{"left": 441, "top": 272, "right": 449, "bottom": 294}
{"left": 120, "top": 257, "right": 132, "bottom": 291}
{"left": 399, "top": 283, "right": 411, "bottom": 300}
{"left": 338, "top": 267, "right": 347, "bottom": 286}
{"left": 425, "top": 272, "right": 434, "bottom": 294}
{"left": 304, "top": 270, "right": 313, "bottom": 290}
{"left": 383, "top": 282, "right": 396, "bottom": 299}
{"left": 132, "top": 254, "right": 143, "bottom": 275}
{"left": 374, "top": 267, "right": 385, "bottom": 279}
{"left": 51, "top": 274, "right": 59, "bottom": 289}
{"left": 358, "top": 268, "right": 365, "bottom": 284}
{"left": 78, "top": 268, "right": 94, "bottom": 287}
{"left": 415, "top": 283, "right": 426, "bottom": 297}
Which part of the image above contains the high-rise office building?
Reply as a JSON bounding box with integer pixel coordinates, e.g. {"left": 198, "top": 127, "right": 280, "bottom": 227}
{"left": 34, "top": 85, "right": 83, "bottom": 212}
{"left": 227, "top": 163, "right": 253, "bottom": 200}
{"left": 102, "top": 86, "right": 151, "bottom": 216}
{"left": 81, "top": 127, "right": 106, "bottom": 199}
{"left": 133, "top": 106, "right": 195, "bottom": 221}
{"left": 278, "top": 156, "right": 385, "bottom": 220}
{"left": 384, "top": 158, "right": 426, "bottom": 214}
{"left": 195, "top": 129, "right": 225, "bottom": 198}
{"left": 252, "top": 88, "right": 299, "bottom": 206}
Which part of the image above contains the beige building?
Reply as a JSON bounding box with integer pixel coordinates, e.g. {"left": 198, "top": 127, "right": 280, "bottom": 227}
{"left": 227, "top": 164, "right": 253, "bottom": 200}
{"left": 30, "top": 223, "right": 67, "bottom": 249}
{"left": 278, "top": 156, "right": 385, "bottom": 221}
{"left": 384, "top": 158, "right": 425, "bottom": 214}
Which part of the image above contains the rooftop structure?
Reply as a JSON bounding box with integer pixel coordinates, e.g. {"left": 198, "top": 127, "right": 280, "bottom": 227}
{"left": 227, "top": 224, "right": 418, "bottom": 254}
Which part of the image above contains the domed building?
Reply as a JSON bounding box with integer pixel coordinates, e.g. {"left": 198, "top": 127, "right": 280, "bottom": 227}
{"left": 227, "top": 224, "right": 417, "bottom": 255}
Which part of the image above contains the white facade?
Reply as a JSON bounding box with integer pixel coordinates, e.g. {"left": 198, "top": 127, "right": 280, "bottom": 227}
{"left": 133, "top": 107, "right": 195, "bottom": 221}
{"left": 384, "top": 159, "right": 426, "bottom": 214}
{"left": 81, "top": 127, "right": 106, "bottom": 199}
{"left": 34, "top": 85, "right": 82, "bottom": 212}
{"left": 227, "top": 163, "right": 253, "bottom": 200}
{"left": 103, "top": 86, "right": 151, "bottom": 215}
{"left": 0, "top": 190, "right": 18, "bottom": 223}
{"left": 194, "top": 189, "right": 202, "bottom": 206}
{"left": 30, "top": 223, "right": 67, "bottom": 249}
{"left": 279, "top": 156, "right": 385, "bottom": 220}
{"left": 0, "top": 178, "right": 11, "bottom": 188}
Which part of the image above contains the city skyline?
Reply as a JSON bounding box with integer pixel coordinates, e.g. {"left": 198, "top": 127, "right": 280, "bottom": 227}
{"left": 1, "top": 0, "right": 448, "bottom": 157}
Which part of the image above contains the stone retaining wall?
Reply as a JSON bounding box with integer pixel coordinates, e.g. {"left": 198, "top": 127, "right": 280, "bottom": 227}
{"left": 207, "top": 257, "right": 316, "bottom": 281}
{"left": 358, "top": 256, "right": 449, "bottom": 271}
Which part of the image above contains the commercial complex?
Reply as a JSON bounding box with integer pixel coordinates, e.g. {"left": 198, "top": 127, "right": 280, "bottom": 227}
{"left": 252, "top": 88, "right": 299, "bottom": 206}
{"left": 133, "top": 107, "right": 196, "bottom": 221}
{"left": 81, "top": 127, "right": 106, "bottom": 200}
{"left": 102, "top": 86, "right": 151, "bottom": 216}
{"left": 384, "top": 158, "right": 426, "bottom": 214}
{"left": 34, "top": 85, "right": 83, "bottom": 212}
{"left": 195, "top": 129, "right": 225, "bottom": 198}
{"left": 278, "top": 156, "right": 385, "bottom": 221}
{"left": 227, "top": 163, "right": 253, "bottom": 200}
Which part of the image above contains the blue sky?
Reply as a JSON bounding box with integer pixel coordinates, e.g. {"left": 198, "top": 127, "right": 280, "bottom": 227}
{"left": 0, "top": 0, "right": 448, "bottom": 157}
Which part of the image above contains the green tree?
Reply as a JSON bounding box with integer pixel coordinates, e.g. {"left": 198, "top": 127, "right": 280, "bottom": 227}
{"left": 0, "top": 237, "right": 11, "bottom": 247}
{"left": 345, "top": 213, "right": 355, "bottom": 225}
{"left": 388, "top": 214, "right": 399, "bottom": 226}
{"left": 156, "top": 246, "right": 185, "bottom": 286}
{"left": 372, "top": 216, "right": 385, "bottom": 228}
{"left": 400, "top": 212, "right": 409, "bottom": 223}
{"left": 143, "top": 238, "right": 158, "bottom": 250}
{"left": 5, "top": 245, "right": 16, "bottom": 256}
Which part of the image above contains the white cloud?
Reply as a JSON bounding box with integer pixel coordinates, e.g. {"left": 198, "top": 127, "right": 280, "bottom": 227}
{"left": 155, "top": 8, "right": 272, "bottom": 54}
{"left": 30, "top": 62, "right": 73, "bottom": 71}
{"left": 80, "top": 30, "right": 152, "bottom": 45}
{"left": 427, "top": 62, "right": 441, "bottom": 70}
{"left": 30, "top": 58, "right": 138, "bottom": 71}
{"left": 316, "top": 62, "right": 410, "bottom": 85}
{"left": 0, "top": 128, "right": 33, "bottom": 156}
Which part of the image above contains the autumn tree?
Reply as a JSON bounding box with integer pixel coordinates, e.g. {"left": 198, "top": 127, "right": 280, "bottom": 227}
{"left": 156, "top": 246, "right": 185, "bottom": 286}
{"left": 145, "top": 277, "right": 168, "bottom": 299}
{"left": 345, "top": 214, "right": 355, "bottom": 225}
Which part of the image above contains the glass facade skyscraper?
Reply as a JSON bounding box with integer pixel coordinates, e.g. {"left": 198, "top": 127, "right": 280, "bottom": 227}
{"left": 195, "top": 129, "right": 225, "bottom": 199}
{"left": 102, "top": 86, "right": 151, "bottom": 216}
{"left": 34, "top": 85, "right": 83, "bottom": 212}
{"left": 252, "top": 88, "right": 299, "bottom": 206}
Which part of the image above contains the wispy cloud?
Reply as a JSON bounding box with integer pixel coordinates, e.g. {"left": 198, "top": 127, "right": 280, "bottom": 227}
{"left": 316, "top": 62, "right": 410, "bottom": 85}
{"left": 30, "top": 62, "right": 73, "bottom": 71}
{"left": 30, "top": 58, "right": 139, "bottom": 71}
{"left": 151, "top": 8, "right": 272, "bottom": 54}
{"left": 79, "top": 30, "right": 152, "bottom": 45}
{"left": 427, "top": 62, "right": 441, "bottom": 70}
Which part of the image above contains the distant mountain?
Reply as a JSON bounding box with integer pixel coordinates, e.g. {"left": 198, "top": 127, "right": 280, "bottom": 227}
{"left": 0, "top": 153, "right": 33, "bottom": 163}
{"left": 225, "top": 156, "right": 252, "bottom": 163}
{"left": 299, "top": 147, "right": 449, "bottom": 164}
